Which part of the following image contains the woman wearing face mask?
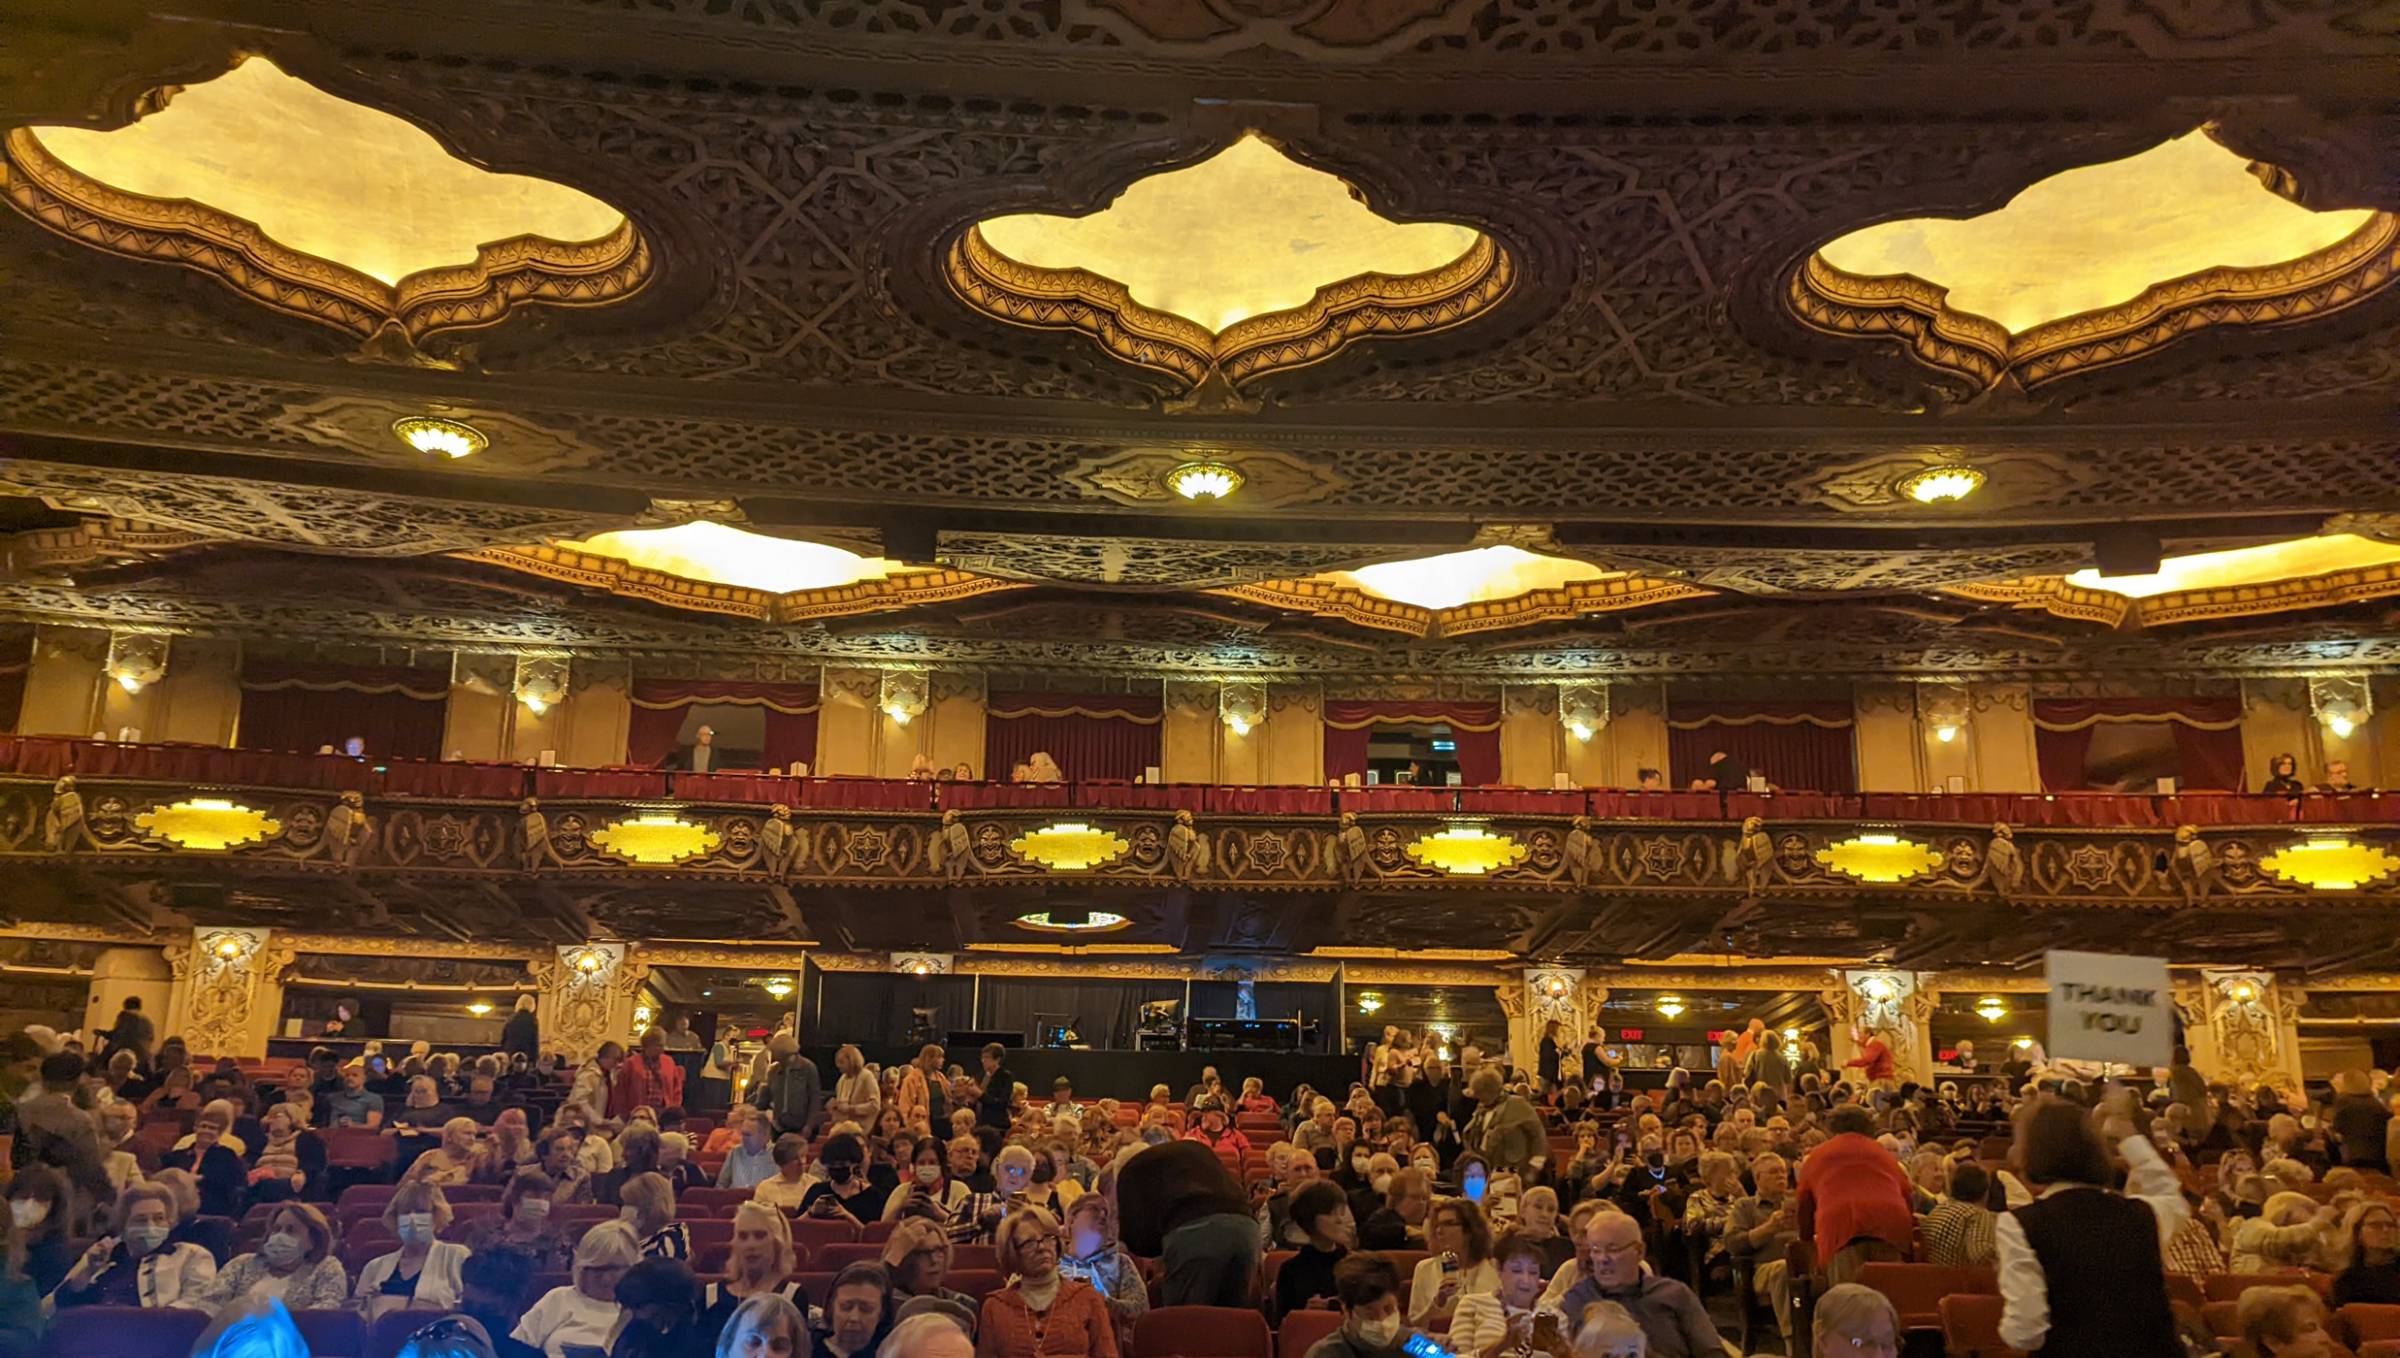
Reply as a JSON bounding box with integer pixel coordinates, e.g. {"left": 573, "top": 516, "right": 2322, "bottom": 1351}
{"left": 162, "top": 1101, "right": 249, "bottom": 1218}
{"left": 1407, "top": 1198, "right": 1496, "bottom": 1327}
{"left": 623, "top": 1172, "right": 691, "bottom": 1260}
{"left": 243, "top": 1101, "right": 323, "bottom": 1205}
{"left": 517, "top": 1220, "right": 639, "bottom": 1358}
{"left": 886, "top": 1135, "right": 971, "bottom": 1223}
{"left": 465, "top": 1167, "right": 573, "bottom": 1272}
{"left": 978, "top": 1207, "right": 1118, "bottom": 1358}
{"left": 1061, "top": 1194, "right": 1147, "bottom": 1340}
{"left": 704, "top": 1201, "right": 807, "bottom": 1336}
{"left": 196, "top": 1202, "right": 349, "bottom": 1315}
{"left": 54, "top": 1183, "right": 217, "bottom": 1309}
{"left": 5, "top": 1166, "right": 73, "bottom": 1293}
{"left": 356, "top": 1181, "right": 469, "bottom": 1321}
{"left": 877, "top": 1217, "right": 976, "bottom": 1328}
{"left": 718, "top": 1292, "right": 808, "bottom": 1358}
{"left": 799, "top": 1133, "right": 880, "bottom": 1226}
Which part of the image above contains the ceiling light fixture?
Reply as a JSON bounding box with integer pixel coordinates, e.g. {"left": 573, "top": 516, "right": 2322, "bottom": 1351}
{"left": 763, "top": 977, "right": 794, "bottom": 1000}
{"left": 392, "top": 415, "right": 488, "bottom": 460}
{"left": 1975, "top": 996, "right": 2007, "bottom": 1023}
{"left": 1934, "top": 723, "right": 1959, "bottom": 743}
{"left": 466, "top": 998, "right": 494, "bottom": 1016}
{"left": 1655, "top": 995, "right": 1687, "bottom": 1020}
{"left": 1167, "top": 461, "right": 1243, "bottom": 502}
{"left": 1356, "top": 992, "right": 1385, "bottom": 1014}
{"left": 1900, "top": 466, "right": 1985, "bottom": 504}
{"left": 1568, "top": 721, "right": 1593, "bottom": 742}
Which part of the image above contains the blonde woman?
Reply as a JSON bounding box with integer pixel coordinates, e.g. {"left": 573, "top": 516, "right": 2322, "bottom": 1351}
{"left": 830, "top": 1045, "right": 881, "bottom": 1126}
{"left": 515, "top": 1220, "right": 638, "bottom": 1357}
{"left": 355, "top": 1180, "right": 467, "bottom": 1321}
{"left": 978, "top": 1206, "right": 1117, "bottom": 1358}
{"left": 198, "top": 1202, "right": 348, "bottom": 1315}
{"left": 881, "top": 1216, "right": 978, "bottom": 1320}
{"left": 2233, "top": 1192, "right": 2340, "bottom": 1272}
{"left": 702, "top": 1200, "right": 807, "bottom": 1334}
{"left": 405, "top": 1117, "right": 483, "bottom": 1187}
{"left": 622, "top": 1170, "right": 690, "bottom": 1260}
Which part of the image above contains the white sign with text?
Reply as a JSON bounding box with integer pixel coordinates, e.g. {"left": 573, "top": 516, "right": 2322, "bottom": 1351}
{"left": 2046, "top": 949, "right": 2172, "bottom": 1069}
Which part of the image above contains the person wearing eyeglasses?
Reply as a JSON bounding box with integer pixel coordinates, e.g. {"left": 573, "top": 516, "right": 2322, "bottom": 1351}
{"left": 976, "top": 1206, "right": 1118, "bottom": 1358}
{"left": 1554, "top": 1211, "right": 1721, "bottom": 1358}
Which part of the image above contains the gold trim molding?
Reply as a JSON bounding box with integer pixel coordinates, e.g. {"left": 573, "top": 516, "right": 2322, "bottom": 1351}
{"left": 1208, "top": 574, "right": 1712, "bottom": 638}
{"left": 1947, "top": 558, "right": 2400, "bottom": 628}
{"left": 0, "top": 126, "right": 653, "bottom": 346}
{"left": 458, "top": 543, "right": 1024, "bottom": 623}
{"left": 1789, "top": 213, "right": 2400, "bottom": 393}
{"left": 946, "top": 225, "right": 1514, "bottom": 401}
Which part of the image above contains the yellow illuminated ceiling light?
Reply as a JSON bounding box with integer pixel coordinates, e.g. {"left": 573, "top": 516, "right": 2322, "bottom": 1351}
{"left": 1013, "top": 909, "right": 1133, "bottom": 933}
{"left": 27, "top": 58, "right": 626, "bottom": 287}
{"left": 2065, "top": 534, "right": 2400, "bottom": 599}
{"left": 1975, "top": 996, "right": 2008, "bottom": 1023}
{"left": 551, "top": 523, "right": 919, "bottom": 594}
{"left": 1901, "top": 466, "right": 1984, "bottom": 504}
{"left": 1816, "top": 834, "right": 1945, "bottom": 884}
{"left": 1167, "top": 461, "right": 1243, "bottom": 502}
{"left": 1403, "top": 825, "right": 1530, "bottom": 877}
{"left": 977, "top": 135, "right": 1481, "bottom": 335}
{"left": 1008, "top": 823, "right": 1133, "bottom": 872}
{"left": 587, "top": 813, "right": 723, "bottom": 865}
{"left": 1323, "top": 546, "right": 1614, "bottom": 611}
{"left": 133, "top": 798, "right": 282, "bottom": 852}
{"left": 1655, "top": 995, "right": 1687, "bottom": 1020}
{"left": 1818, "top": 130, "right": 2377, "bottom": 335}
{"left": 392, "top": 416, "right": 488, "bottom": 460}
{"left": 2258, "top": 838, "right": 2400, "bottom": 892}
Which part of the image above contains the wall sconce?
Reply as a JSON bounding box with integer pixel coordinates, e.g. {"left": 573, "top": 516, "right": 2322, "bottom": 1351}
{"left": 567, "top": 945, "right": 608, "bottom": 975}
{"left": 894, "top": 952, "right": 952, "bottom": 978}
{"left": 880, "top": 670, "right": 928, "bottom": 726}
{"left": 762, "top": 976, "right": 795, "bottom": 1000}
{"left": 1559, "top": 682, "right": 1610, "bottom": 743}
{"left": 466, "top": 998, "right": 494, "bottom": 1016}
{"left": 1654, "top": 994, "right": 1687, "bottom": 1019}
{"left": 2309, "top": 676, "right": 2373, "bottom": 741}
{"left": 514, "top": 655, "right": 570, "bottom": 717}
{"left": 1918, "top": 680, "right": 1969, "bottom": 746}
{"left": 104, "top": 631, "right": 171, "bottom": 695}
{"left": 211, "top": 934, "right": 247, "bottom": 960}
{"left": 1219, "top": 680, "right": 1267, "bottom": 739}
{"left": 1356, "top": 992, "right": 1385, "bottom": 1014}
{"left": 1975, "top": 996, "right": 2007, "bottom": 1022}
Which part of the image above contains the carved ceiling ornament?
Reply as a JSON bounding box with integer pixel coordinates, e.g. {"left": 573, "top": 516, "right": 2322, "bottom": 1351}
{"left": 1949, "top": 559, "right": 2400, "bottom": 629}
{"left": 456, "top": 543, "right": 1023, "bottom": 623}
{"left": 1062, "top": 446, "right": 1347, "bottom": 509}
{"left": 1208, "top": 573, "right": 1713, "bottom": 638}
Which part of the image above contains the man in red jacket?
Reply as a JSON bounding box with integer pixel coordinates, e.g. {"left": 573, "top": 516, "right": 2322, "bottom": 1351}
{"left": 1795, "top": 1103, "right": 1915, "bottom": 1283}
{"left": 610, "top": 1027, "right": 688, "bottom": 1120}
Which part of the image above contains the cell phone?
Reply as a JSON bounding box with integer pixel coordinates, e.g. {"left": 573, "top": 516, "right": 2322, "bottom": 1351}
{"left": 1403, "top": 1334, "right": 1456, "bottom": 1358}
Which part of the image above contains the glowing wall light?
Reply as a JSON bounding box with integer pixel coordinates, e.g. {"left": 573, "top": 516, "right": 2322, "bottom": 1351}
{"left": 1404, "top": 825, "right": 1530, "bottom": 876}
{"left": 134, "top": 798, "right": 282, "bottom": 851}
{"left": 1815, "top": 833, "right": 1945, "bottom": 884}
{"left": 1008, "top": 823, "right": 1133, "bottom": 872}
{"left": 2259, "top": 838, "right": 2400, "bottom": 891}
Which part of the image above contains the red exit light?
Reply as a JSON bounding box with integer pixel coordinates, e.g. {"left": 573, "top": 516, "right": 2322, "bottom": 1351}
{"left": 1618, "top": 1028, "right": 1644, "bottom": 1042}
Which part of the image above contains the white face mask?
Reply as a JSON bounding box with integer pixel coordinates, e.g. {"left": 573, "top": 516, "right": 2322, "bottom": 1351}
{"left": 1360, "top": 1314, "right": 1403, "bottom": 1348}
{"left": 518, "top": 1198, "right": 550, "bottom": 1222}
{"left": 915, "top": 1164, "right": 943, "bottom": 1185}
{"left": 1370, "top": 1174, "right": 1392, "bottom": 1195}
{"left": 261, "top": 1234, "right": 305, "bottom": 1269}
{"left": 127, "top": 1223, "right": 171, "bottom": 1254}
{"left": 396, "top": 1214, "right": 435, "bottom": 1246}
{"left": 8, "top": 1201, "right": 45, "bottom": 1229}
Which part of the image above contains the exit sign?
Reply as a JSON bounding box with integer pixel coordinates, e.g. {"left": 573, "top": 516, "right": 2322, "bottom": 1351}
{"left": 1618, "top": 1028, "right": 1644, "bottom": 1041}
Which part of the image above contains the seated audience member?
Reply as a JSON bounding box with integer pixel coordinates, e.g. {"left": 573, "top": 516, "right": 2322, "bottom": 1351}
{"left": 704, "top": 1201, "right": 808, "bottom": 1334}
{"left": 162, "top": 1100, "right": 249, "bottom": 1218}
{"left": 393, "top": 1075, "right": 457, "bottom": 1129}
{"left": 199, "top": 1202, "right": 348, "bottom": 1315}
{"left": 1061, "top": 1193, "right": 1147, "bottom": 1338}
{"left": 2233, "top": 1191, "right": 2339, "bottom": 1272}
{"left": 1303, "top": 1255, "right": 1413, "bottom": 1358}
{"left": 888, "top": 1135, "right": 972, "bottom": 1225}
{"left": 1918, "top": 1160, "right": 1998, "bottom": 1267}
{"left": 2334, "top": 1200, "right": 2400, "bottom": 1306}
{"left": 1727, "top": 1152, "right": 1800, "bottom": 1337}
{"left": 754, "top": 1133, "right": 818, "bottom": 1211}
{"left": 801, "top": 1133, "right": 885, "bottom": 1225}
{"left": 880, "top": 1217, "right": 977, "bottom": 1328}
{"left": 1182, "top": 1103, "right": 1250, "bottom": 1157}
{"left": 979, "top": 1207, "right": 1117, "bottom": 1358}
{"left": 143, "top": 1066, "right": 203, "bottom": 1115}
{"left": 96, "top": 1101, "right": 145, "bottom": 1188}
{"left": 723, "top": 1294, "right": 812, "bottom": 1358}
{"left": 322, "top": 1062, "right": 387, "bottom": 1128}
{"left": 659, "top": 1131, "right": 710, "bottom": 1194}
{"left": 243, "top": 1101, "right": 324, "bottom": 1204}
{"left": 1113, "top": 1140, "right": 1262, "bottom": 1307}
{"left": 445, "top": 1247, "right": 544, "bottom": 1358}
{"left": 408, "top": 1116, "right": 485, "bottom": 1187}
{"left": 2239, "top": 1284, "right": 2338, "bottom": 1358}
{"left": 4, "top": 1165, "right": 76, "bottom": 1293}
{"left": 1514, "top": 1187, "right": 1573, "bottom": 1275}
{"left": 467, "top": 1168, "right": 573, "bottom": 1271}
{"left": 53, "top": 1182, "right": 219, "bottom": 1308}
{"left": 720, "top": 1109, "right": 780, "bottom": 1191}
{"left": 1275, "top": 1180, "right": 1355, "bottom": 1321}
{"left": 1555, "top": 1209, "right": 1723, "bottom": 1358}
{"left": 1361, "top": 1167, "right": 1432, "bottom": 1250}
{"left": 1679, "top": 1151, "right": 1742, "bottom": 1263}
{"left": 150, "top": 1166, "right": 216, "bottom": 1257}
{"left": 1810, "top": 1283, "right": 1898, "bottom": 1358}
{"left": 358, "top": 1181, "right": 470, "bottom": 1321}
{"left": 1450, "top": 1235, "right": 1563, "bottom": 1356}
{"left": 816, "top": 1261, "right": 896, "bottom": 1358}
{"left": 612, "top": 1257, "right": 712, "bottom": 1358}
{"left": 477, "top": 1108, "right": 539, "bottom": 1182}
{"left": 624, "top": 1171, "right": 691, "bottom": 1260}
{"left": 2262, "top": 753, "right": 2306, "bottom": 795}
{"left": 516, "top": 1220, "right": 640, "bottom": 1357}
{"left": 1409, "top": 1197, "right": 1497, "bottom": 1327}
{"left": 705, "top": 1105, "right": 753, "bottom": 1157}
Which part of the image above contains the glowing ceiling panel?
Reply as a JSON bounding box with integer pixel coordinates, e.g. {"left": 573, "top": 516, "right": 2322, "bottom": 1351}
{"left": 975, "top": 134, "right": 1482, "bottom": 334}
{"left": 31, "top": 58, "right": 626, "bottom": 286}
{"left": 2065, "top": 534, "right": 2400, "bottom": 599}
{"left": 1817, "top": 130, "right": 2376, "bottom": 334}
{"left": 551, "top": 523, "right": 918, "bottom": 594}
{"left": 1319, "top": 546, "right": 1613, "bottom": 611}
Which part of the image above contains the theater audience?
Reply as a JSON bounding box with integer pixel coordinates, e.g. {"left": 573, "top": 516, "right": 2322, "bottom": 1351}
{"left": 979, "top": 1206, "right": 1117, "bottom": 1358}
{"left": 704, "top": 1201, "right": 808, "bottom": 1333}
{"left": 199, "top": 1202, "right": 348, "bottom": 1315}
{"left": 1448, "top": 1235, "right": 1561, "bottom": 1356}
{"left": 161, "top": 1100, "right": 249, "bottom": 1218}
{"left": 754, "top": 1134, "right": 819, "bottom": 1212}
{"left": 1554, "top": 1207, "right": 1722, "bottom": 1358}
{"left": 888, "top": 1134, "right": 972, "bottom": 1224}
{"left": 466, "top": 1168, "right": 573, "bottom": 1271}
{"left": 359, "top": 1181, "right": 470, "bottom": 1320}
{"left": 880, "top": 1217, "right": 978, "bottom": 1329}
{"left": 517, "top": 1220, "right": 640, "bottom": 1357}
{"left": 1302, "top": 1255, "right": 1413, "bottom": 1358}
{"left": 53, "top": 1182, "right": 218, "bottom": 1308}
{"left": 1995, "top": 1093, "right": 2184, "bottom": 1358}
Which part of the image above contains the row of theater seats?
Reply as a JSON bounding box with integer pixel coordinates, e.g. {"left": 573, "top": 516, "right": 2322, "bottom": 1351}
{"left": 1861, "top": 1263, "right": 2400, "bottom": 1358}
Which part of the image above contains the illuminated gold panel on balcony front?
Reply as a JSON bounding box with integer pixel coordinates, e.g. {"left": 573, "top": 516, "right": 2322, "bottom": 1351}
{"left": 1403, "top": 826, "right": 1529, "bottom": 877}
{"left": 2259, "top": 839, "right": 2400, "bottom": 892}
{"left": 1815, "top": 834, "right": 1944, "bottom": 884}
{"left": 133, "top": 798, "right": 281, "bottom": 852}
{"left": 1008, "top": 824, "right": 1132, "bottom": 872}
{"left": 588, "top": 815, "right": 722, "bottom": 865}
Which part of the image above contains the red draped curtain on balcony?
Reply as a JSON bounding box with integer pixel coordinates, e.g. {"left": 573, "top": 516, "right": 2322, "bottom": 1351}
{"left": 2032, "top": 697, "right": 2245, "bottom": 791}
{"left": 1322, "top": 700, "right": 1503, "bottom": 786}
{"left": 985, "top": 692, "right": 1162, "bottom": 783}
{"left": 1666, "top": 698, "right": 1858, "bottom": 794}
{"left": 626, "top": 680, "right": 819, "bottom": 770}
{"left": 237, "top": 661, "right": 449, "bottom": 760}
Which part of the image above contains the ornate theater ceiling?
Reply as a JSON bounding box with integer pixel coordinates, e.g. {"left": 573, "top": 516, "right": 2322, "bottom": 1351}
{"left": 0, "top": 0, "right": 2394, "bottom": 682}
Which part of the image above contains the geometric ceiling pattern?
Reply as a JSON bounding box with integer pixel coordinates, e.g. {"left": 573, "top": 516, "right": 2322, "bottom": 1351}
{"left": 0, "top": 0, "right": 2392, "bottom": 681}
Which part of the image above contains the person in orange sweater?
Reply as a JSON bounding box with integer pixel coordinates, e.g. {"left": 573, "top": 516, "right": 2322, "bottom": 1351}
{"left": 977, "top": 1205, "right": 1119, "bottom": 1358}
{"left": 610, "top": 1028, "right": 687, "bottom": 1121}
{"left": 1842, "top": 1027, "right": 1896, "bottom": 1086}
{"left": 1795, "top": 1103, "right": 1916, "bottom": 1283}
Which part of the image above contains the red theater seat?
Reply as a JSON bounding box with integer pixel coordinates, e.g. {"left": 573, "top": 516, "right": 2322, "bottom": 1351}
{"left": 1279, "top": 1310, "right": 1344, "bottom": 1358}
{"left": 1937, "top": 1294, "right": 2019, "bottom": 1358}
{"left": 1134, "top": 1306, "right": 1274, "bottom": 1358}
{"left": 290, "top": 1308, "right": 365, "bottom": 1357}
{"left": 40, "top": 1306, "right": 208, "bottom": 1358}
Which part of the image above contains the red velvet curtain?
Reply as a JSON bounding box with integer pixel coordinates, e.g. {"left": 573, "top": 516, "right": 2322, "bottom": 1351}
{"left": 1666, "top": 699, "right": 1857, "bottom": 794}
{"left": 1320, "top": 700, "right": 1502, "bottom": 786}
{"left": 627, "top": 680, "right": 818, "bottom": 770}
{"left": 985, "top": 693, "right": 1162, "bottom": 782}
{"left": 237, "top": 661, "right": 448, "bottom": 760}
{"left": 2032, "top": 697, "right": 2244, "bottom": 791}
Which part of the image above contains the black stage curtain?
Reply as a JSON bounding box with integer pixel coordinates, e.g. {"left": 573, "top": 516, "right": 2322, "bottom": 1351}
{"left": 807, "top": 971, "right": 975, "bottom": 1048}
{"left": 1189, "top": 981, "right": 1335, "bottom": 1051}
{"left": 972, "top": 977, "right": 1182, "bottom": 1050}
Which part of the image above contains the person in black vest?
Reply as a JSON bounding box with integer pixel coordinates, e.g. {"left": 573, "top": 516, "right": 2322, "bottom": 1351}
{"left": 1994, "top": 1090, "right": 2187, "bottom": 1358}
{"left": 975, "top": 1044, "right": 1015, "bottom": 1132}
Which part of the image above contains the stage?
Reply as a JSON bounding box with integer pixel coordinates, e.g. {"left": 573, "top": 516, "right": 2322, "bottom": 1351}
{"left": 804, "top": 1045, "right": 1359, "bottom": 1103}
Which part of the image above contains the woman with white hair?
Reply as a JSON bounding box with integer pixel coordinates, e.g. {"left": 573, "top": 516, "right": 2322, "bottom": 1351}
{"left": 515, "top": 1219, "right": 638, "bottom": 1357}
{"left": 659, "top": 1129, "right": 710, "bottom": 1193}
{"left": 719, "top": 1290, "right": 809, "bottom": 1358}
{"left": 406, "top": 1117, "right": 483, "bottom": 1187}
{"left": 1570, "top": 1300, "right": 1645, "bottom": 1358}
{"left": 2233, "top": 1191, "right": 2340, "bottom": 1272}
